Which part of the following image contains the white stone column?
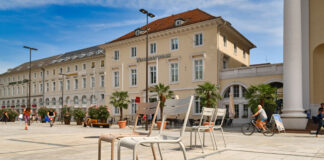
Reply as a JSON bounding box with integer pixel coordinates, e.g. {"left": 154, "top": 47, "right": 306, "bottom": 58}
{"left": 282, "top": 0, "right": 307, "bottom": 129}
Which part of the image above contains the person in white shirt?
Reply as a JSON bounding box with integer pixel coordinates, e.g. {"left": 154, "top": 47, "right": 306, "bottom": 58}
{"left": 252, "top": 105, "right": 268, "bottom": 131}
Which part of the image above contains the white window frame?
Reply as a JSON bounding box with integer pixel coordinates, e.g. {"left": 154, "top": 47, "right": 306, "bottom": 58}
{"left": 52, "top": 81, "right": 56, "bottom": 91}
{"left": 130, "top": 47, "right": 137, "bottom": 58}
{"left": 113, "top": 71, "right": 120, "bottom": 88}
{"left": 82, "top": 78, "right": 86, "bottom": 89}
{"left": 193, "top": 96, "right": 202, "bottom": 115}
{"left": 194, "top": 32, "right": 203, "bottom": 47}
{"left": 100, "top": 75, "right": 104, "bottom": 87}
{"left": 150, "top": 42, "right": 157, "bottom": 54}
{"left": 75, "top": 65, "right": 78, "bottom": 71}
{"left": 192, "top": 58, "right": 204, "bottom": 81}
{"left": 46, "top": 83, "right": 49, "bottom": 92}
{"left": 66, "top": 80, "right": 70, "bottom": 90}
{"left": 169, "top": 62, "right": 179, "bottom": 83}
{"left": 59, "top": 80, "right": 63, "bottom": 91}
{"left": 91, "top": 77, "right": 95, "bottom": 88}
{"left": 83, "top": 64, "right": 86, "bottom": 70}
{"left": 114, "top": 107, "right": 120, "bottom": 115}
{"left": 149, "top": 65, "right": 157, "bottom": 85}
{"left": 130, "top": 99, "right": 137, "bottom": 114}
{"left": 234, "top": 43, "right": 237, "bottom": 55}
{"left": 223, "top": 35, "right": 227, "bottom": 47}
{"left": 74, "top": 79, "right": 78, "bottom": 90}
{"left": 170, "top": 37, "right": 179, "bottom": 51}
{"left": 114, "top": 50, "right": 120, "bottom": 61}
{"left": 129, "top": 68, "right": 137, "bottom": 87}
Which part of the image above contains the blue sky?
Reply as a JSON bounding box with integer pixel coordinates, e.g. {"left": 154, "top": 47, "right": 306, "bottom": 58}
{"left": 0, "top": 0, "right": 283, "bottom": 74}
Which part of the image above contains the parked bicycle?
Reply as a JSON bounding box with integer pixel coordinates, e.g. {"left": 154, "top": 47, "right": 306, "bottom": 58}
{"left": 241, "top": 118, "right": 275, "bottom": 136}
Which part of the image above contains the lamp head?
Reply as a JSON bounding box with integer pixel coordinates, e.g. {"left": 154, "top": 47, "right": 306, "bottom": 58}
{"left": 139, "top": 9, "right": 147, "bottom": 14}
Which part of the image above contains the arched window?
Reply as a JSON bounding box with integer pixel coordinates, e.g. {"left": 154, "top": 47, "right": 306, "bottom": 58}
{"left": 7, "top": 101, "right": 10, "bottom": 107}
{"left": 222, "top": 84, "right": 249, "bottom": 119}
{"left": 16, "top": 100, "right": 20, "bottom": 107}
{"left": 59, "top": 97, "right": 63, "bottom": 105}
{"left": 90, "top": 95, "right": 96, "bottom": 104}
{"left": 11, "top": 100, "right": 15, "bottom": 106}
{"left": 46, "top": 98, "right": 50, "bottom": 106}
{"left": 74, "top": 96, "right": 79, "bottom": 105}
{"left": 33, "top": 99, "right": 37, "bottom": 105}
{"left": 52, "top": 98, "right": 56, "bottom": 105}
{"left": 22, "top": 99, "right": 25, "bottom": 105}
{"left": 82, "top": 95, "right": 87, "bottom": 104}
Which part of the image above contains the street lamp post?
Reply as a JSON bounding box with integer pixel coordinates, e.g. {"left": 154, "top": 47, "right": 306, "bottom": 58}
{"left": 139, "top": 9, "right": 155, "bottom": 131}
{"left": 23, "top": 46, "right": 37, "bottom": 109}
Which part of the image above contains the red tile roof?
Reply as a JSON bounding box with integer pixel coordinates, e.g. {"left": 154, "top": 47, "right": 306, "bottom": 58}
{"left": 108, "top": 9, "right": 217, "bottom": 43}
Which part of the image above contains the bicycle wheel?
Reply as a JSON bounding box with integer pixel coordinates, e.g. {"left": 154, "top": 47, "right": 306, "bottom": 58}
{"left": 263, "top": 124, "right": 275, "bottom": 137}
{"left": 241, "top": 123, "right": 255, "bottom": 135}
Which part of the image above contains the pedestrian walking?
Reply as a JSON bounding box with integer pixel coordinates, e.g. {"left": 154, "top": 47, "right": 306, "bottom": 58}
{"left": 24, "top": 107, "right": 31, "bottom": 130}
{"left": 316, "top": 107, "right": 324, "bottom": 137}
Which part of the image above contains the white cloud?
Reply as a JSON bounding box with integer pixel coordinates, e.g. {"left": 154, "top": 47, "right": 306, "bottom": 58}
{"left": 83, "top": 19, "right": 145, "bottom": 31}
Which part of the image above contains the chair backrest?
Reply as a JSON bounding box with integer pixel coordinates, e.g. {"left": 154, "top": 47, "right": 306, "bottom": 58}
{"left": 160, "top": 96, "right": 194, "bottom": 138}
{"left": 213, "top": 108, "right": 227, "bottom": 126}
{"left": 198, "top": 107, "right": 216, "bottom": 127}
{"left": 133, "top": 101, "right": 160, "bottom": 135}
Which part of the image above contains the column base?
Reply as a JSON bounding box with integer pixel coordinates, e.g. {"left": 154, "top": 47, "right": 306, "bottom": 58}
{"left": 281, "top": 110, "right": 307, "bottom": 130}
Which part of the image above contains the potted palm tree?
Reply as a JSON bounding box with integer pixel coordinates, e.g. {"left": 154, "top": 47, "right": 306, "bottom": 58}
{"left": 244, "top": 84, "right": 277, "bottom": 118}
{"left": 150, "top": 83, "right": 174, "bottom": 129}
{"left": 195, "top": 82, "right": 222, "bottom": 130}
{"left": 110, "top": 91, "right": 130, "bottom": 128}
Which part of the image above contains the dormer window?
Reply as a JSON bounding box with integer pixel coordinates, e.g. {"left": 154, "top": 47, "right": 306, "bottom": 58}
{"left": 135, "top": 29, "right": 141, "bottom": 36}
{"left": 175, "top": 18, "right": 185, "bottom": 26}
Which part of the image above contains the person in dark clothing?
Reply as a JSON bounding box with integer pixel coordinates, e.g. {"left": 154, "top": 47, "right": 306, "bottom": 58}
{"left": 316, "top": 107, "right": 324, "bottom": 137}
{"left": 2, "top": 111, "right": 9, "bottom": 124}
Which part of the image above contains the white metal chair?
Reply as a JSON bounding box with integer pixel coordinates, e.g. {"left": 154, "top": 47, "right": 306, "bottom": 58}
{"left": 211, "top": 108, "right": 227, "bottom": 149}
{"left": 117, "top": 96, "right": 194, "bottom": 160}
{"left": 98, "top": 101, "right": 160, "bottom": 160}
{"left": 186, "top": 107, "right": 216, "bottom": 153}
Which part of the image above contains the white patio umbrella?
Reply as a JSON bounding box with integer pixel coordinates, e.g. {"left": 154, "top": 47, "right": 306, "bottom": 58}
{"left": 229, "top": 92, "right": 235, "bottom": 119}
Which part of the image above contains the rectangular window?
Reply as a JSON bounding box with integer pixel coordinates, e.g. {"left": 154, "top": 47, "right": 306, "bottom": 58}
{"left": 223, "top": 35, "right": 227, "bottom": 47}
{"left": 170, "top": 63, "right": 179, "bottom": 83}
{"left": 60, "top": 80, "right": 63, "bottom": 91}
{"left": 17, "top": 86, "right": 19, "bottom": 95}
{"left": 100, "top": 75, "right": 104, "bottom": 87}
{"left": 12, "top": 87, "right": 14, "bottom": 96}
{"left": 149, "top": 66, "right": 157, "bottom": 85}
{"left": 91, "top": 62, "right": 95, "bottom": 68}
{"left": 40, "top": 84, "right": 43, "bottom": 93}
{"left": 83, "top": 64, "right": 86, "bottom": 70}
{"left": 101, "top": 60, "right": 104, "bottom": 67}
{"left": 233, "top": 85, "right": 240, "bottom": 97}
{"left": 46, "top": 71, "right": 49, "bottom": 76}
{"left": 114, "top": 50, "right": 120, "bottom": 60}
{"left": 82, "top": 78, "right": 86, "bottom": 88}
{"left": 52, "top": 82, "right": 56, "bottom": 91}
{"left": 114, "top": 107, "right": 120, "bottom": 115}
{"left": 171, "top": 38, "right": 178, "bottom": 50}
{"left": 131, "top": 47, "right": 137, "bottom": 57}
{"left": 22, "top": 86, "right": 25, "bottom": 95}
{"left": 150, "top": 43, "right": 156, "bottom": 54}
{"left": 243, "top": 50, "right": 246, "bottom": 59}
{"left": 91, "top": 77, "right": 95, "bottom": 88}
{"left": 194, "top": 96, "right": 202, "bottom": 114}
{"left": 234, "top": 104, "right": 239, "bottom": 118}
{"left": 33, "top": 84, "right": 36, "bottom": 94}
{"left": 194, "top": 33, "right": 203, "bottom": 46}
{"left": 130, "top": 69, "right": 137, "bottom": 86}
{"left": 67, "top": 80, "right": 70, "bottom": 90}
{"left": 46, "top": 83, "right": 49, "bottom": 92}
{"left": 243, "top": 104, "right": 249, "bottom": 118}
{"left": 75, "top": 65, "right": 78, "bottom": 71}
{"left": 40, "top": 72, "right": 43, "bottom": 77}
{"left": 194, "top": 59, "right": 203, "bottom": 80}
{"left": 74, "top": 79, "right": 78, "bottom": 89}
{"left": 34, "top": 73, "right": 37, "bottom": 79}
{"left": 60, "top": 68, "right": 63, "bottom": 74}
{"left": 131, "top": 99, "right": 137, "bottom": 114}
{"left": 234, "top": 43, "right": 237, "bottom": 54}
{"left": 114, "top": 71, "right": 119, "bottom": 88}
{"left": 223, "top": 60, "right": 227, "bottom": 69}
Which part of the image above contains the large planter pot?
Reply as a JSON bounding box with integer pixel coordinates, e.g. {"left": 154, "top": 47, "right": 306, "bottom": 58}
{"left": 64, "top": 118, "right": 71, "bottom": 125}
{"left": 76, "top": 119, "right": 83, "bottom": 125}
{"left": 117, "top": 120, "right": 127, "bottom": 128}
{"left": 203, "top": 122, "right": 214, "bottom": 132}
{"left": 100, "top": 119, "right": 107, "bottom": 123}
{"left": 157, "top": 121, "right": 167, "bottom": 130}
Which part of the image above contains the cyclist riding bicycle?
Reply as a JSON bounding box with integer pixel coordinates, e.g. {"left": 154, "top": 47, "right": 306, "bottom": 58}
{"left": 47, "top": 109, "right": 55, "bottom": 127}
{"left": 251, "top": 105, "right": 267, "bottom": 131}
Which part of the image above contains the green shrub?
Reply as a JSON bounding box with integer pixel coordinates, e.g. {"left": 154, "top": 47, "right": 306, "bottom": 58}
{"left": 62, "top": 106, "right": 72, "bottom": 120}
{"left": 97, "top": 106, "right": 110, "bottom": 120}
{"left": 38, "top": 107, "right": 48, "bottom": 119}
{"left": 73, "top": 108, "right": 86, "bottom": 121}
{"left": 8, "top": 109, "right": 19, "bottom": 121}
{"left": 88, "top": 106, "right": 98, "bottom": 119}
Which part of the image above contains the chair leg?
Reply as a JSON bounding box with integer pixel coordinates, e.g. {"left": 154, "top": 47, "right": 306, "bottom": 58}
{"left": 221, "top": 127, "right": 226, "bottom": 148}
{"left": 117, "top": 142, "right": 121, "bottom": 160}
{"left": 151, "top": 143, "right": 157, "bottom": 160}
{"left": 197, "top": 131, "right": 204, "bottom": 153}
{"left": 111, "top": 139, "right": 115, "bottom": 160}
{"left": 212, "top": 129, "right": 218, "bottom": 150}
{"left": 179, "top": 141, "right": 188, "bottom": 160}
{"left": 133, "top": 148, "right": 137, "bottom": 160}
{"left": 98, "top": 138, "right": 101, "bottom": 160}
{"left": 157, "top": 143, "right": 163, "bottom": 160}
{"left": 208, "top": 130, "right": 216, "bottom": 150}
{"left": 190, "top": 131, "right": 192, "bottom": 148}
